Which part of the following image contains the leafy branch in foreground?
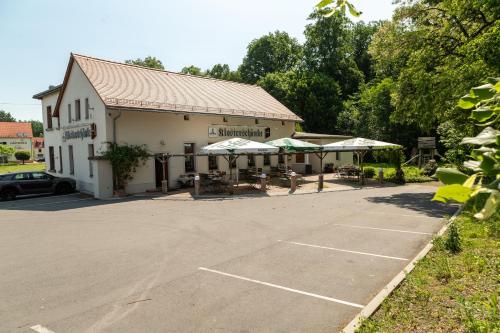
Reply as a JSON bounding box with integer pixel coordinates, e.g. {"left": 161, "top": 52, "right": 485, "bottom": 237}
{"left": 315, "top": 0, "right": 361, "bottom": 17}
{"left": 433, "top": 78, "right": 499, "bottom": 220}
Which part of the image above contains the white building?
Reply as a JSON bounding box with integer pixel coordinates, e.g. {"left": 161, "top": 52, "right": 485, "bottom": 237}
{"left": 0, "top": 122, "right": 34, "bottom": 162}
{"left": 34, "top": 54, "right": 352, "bottom": 198}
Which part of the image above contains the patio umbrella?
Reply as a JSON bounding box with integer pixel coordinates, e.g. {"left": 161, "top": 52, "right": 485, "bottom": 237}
{"left": 265, "top": 137, "right": 320, "bottom": 152}
{"left": 322, "top": 137, "right": 402, "bottom": 184}
{"left": 322, "top": 137, "right": 401, "bottom": 151}
{"left": 201, "top": 138, "right": 279, "bottom": 182}
{"left": 266, "top": 137, "right": 320, "bottom": 172}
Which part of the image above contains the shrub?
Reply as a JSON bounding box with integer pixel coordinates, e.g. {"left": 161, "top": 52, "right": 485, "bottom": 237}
{"left": 423, "top": 159, "right": 438, "bottom": 176}
{"left": 14, "top": 151, "right": 31, "bottom": 164}
{"left": 363, "top": 167, "right": 375, "bottom": 178}
{"left": 101, "top": 143, "right": 150, "bottom": 191}
{"left": 445, "top": 223, "right": 462, "bottom": 254}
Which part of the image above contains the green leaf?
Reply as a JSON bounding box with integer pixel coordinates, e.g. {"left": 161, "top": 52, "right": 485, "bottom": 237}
{"left": 479, "top": 153, "right": 497, "bottom": 174}
{"left": 316, "top": 0, "right": 333, "bottom": 9}
{"left": 463, "top": 174, "right": 477, "bottom": 188}
{"left": 346, "top": 2, "right": 361, "bottom": 16}
{"left": 461, "top": 127, "right": 499, "bottom": 146}
{"left": 435, "top": 168, "right": 468, "bottom": 185}
{"left": 470, "top": 107, "right": 495, "bottom": 122}
{"left": 457, "top": 95, "right": 479, "bottom": 109}
{"left": 474, "top": 192, "right": 499, "bottom": 220}
{"left": 432, "top": 184, "right": 472, "bottom": 203}
{"left": 471, "top": 83, "right": 496, "bottom": 100}
{"left": 485, "top": 77, "right": 500, "bottom": 92}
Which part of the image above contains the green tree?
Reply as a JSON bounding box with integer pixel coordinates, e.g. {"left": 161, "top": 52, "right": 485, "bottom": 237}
{"left": 125, "top": 56, "right": 164, "bottom": 70}
{"left": 14, "top": 151, "right": 31, "bottom": 164}
{"left": 207, "top": 64, "right": 241, "bottom": 82}
{"left": 350, "top": 21, "right": 380, "bottom": 82}
{"left": 0, "top": 110, "right": 16, "bottom": 122}
{"left": 0, "top": 145, "right": 15, "bottom": 163}
{"left": 181, "top": 65, "right": 205, "bottom": 76}
{"left": 303, "top": 11, "right": 364, "bottom": 97}
{"left": 29, "top": 120, "right": 43, "bottom": 137}
{"left": 239, "top": 31, "right": 302, "bottom": 84}
{"left": 259, "top": 71, "right": 342, "bottom": 133}
{"left": 374, "top": 0, "right": 499, "bottom": 132}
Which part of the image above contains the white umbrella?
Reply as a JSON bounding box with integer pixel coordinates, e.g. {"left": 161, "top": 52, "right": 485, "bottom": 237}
{"left": 201, "top": 138, "right": 279, "bottom": 184}
{"left": 322, "top": 137, "right": 401, "bottom": 151}
{"left": 322, "top": 137, "right": 402, "bottom": 185}
{"left": 201, "top": 138, "right": 279, "bottom": 154}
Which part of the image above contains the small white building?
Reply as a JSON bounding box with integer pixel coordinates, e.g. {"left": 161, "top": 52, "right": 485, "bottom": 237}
{"left": 34, "top": 54, "right": 352, "bottom": 198}
{"left": 0, "top": 122, "right": 34, "bottom": 162}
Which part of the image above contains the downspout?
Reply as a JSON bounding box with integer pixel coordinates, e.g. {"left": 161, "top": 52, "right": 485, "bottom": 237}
{"left": 112, "top": 111, "right": 122, "bottom": 143}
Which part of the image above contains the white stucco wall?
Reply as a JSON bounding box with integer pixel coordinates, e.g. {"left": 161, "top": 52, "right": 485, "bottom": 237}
{"left": 40, "top": 62, "right": 113, "bottom": 197}
{"left": 112, "top": 110, "right": 295, "bottom": 191}
{"left": 0, "top": 137, "right": 33, "bottom": 162}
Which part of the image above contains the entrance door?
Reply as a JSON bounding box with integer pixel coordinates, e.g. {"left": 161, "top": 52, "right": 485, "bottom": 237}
{"left": 155, "top": 155, "right": 168, "bottom": 188}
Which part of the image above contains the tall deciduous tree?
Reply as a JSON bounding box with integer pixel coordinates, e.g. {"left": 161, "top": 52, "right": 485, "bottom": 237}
{"left": 0, "top": 110, "right": 16, "bottom": 122}
{"left": 259, "top": 71, "right": 342, "bottom": 134}
{"left": 125, "top": 56, "right": 164, "bottom": 70}
{"left": 181, "top": 65, "right": 204, "bottom": 76}
{"left": 239, "top": 31, "right": 302, "bottom": 84}
{"left": 303, "top": 11, "right": 364, "bottom": 97}
{"left": 207, "top": 64, "right": 241, "bottom": 82}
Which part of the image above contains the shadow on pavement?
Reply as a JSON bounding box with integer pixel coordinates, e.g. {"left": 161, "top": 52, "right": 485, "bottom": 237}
{"left": 365, "top": 192, "right": 458, "bottom": 218}
{"left": 0, "top": 193, "right": 151, "bottom": 212}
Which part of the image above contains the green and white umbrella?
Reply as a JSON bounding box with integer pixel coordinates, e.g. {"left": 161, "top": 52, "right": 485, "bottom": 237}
{"left": 201, "top": 138, "right": 279, "bottom": 155}
{"left": 265, "top": 137, "right": 320, "bottom": 152}
{"left": 322, "top": 137, "right": 401, "bottom": 151}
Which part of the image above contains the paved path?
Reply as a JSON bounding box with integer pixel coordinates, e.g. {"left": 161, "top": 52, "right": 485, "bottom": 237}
{"left": 0, "top": 184, "right": 456, "bottom": 333}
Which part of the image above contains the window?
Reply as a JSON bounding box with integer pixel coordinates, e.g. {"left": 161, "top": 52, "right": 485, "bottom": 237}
{"left": 68, "top": 145, "right": 74, "bottom": 175}
{"left": 85, "top": 98, "right": 90, "bottom": 119}
{"left": 247, "top": 154, "right": 255, "bottom": 167}
{"left": 255, "top": 119, "right": 259, "bottom": 124}
{"left": 278, "top": 153, "right": 284, "bottom": 164}
{"left": 14, "top": 173, "right": 30, "bottom": 180}
{"left": 75, "top": 99, "right": 81, "bottom": 121}
{"left": 68, "top": 104, "right": 72, "bottom": 123}
{"left": 281, "top": 121, "right": 285, "bottom": 126}
{"left": 46, "top": 106, "right": 53, "bottom": 129}
{"left": 184, "top": 115, "right": 189, "bottom": 121}
{"left": 336, "top": 152, "right": 341, "bottom": 161}
{"left": 184, "top": 143, "right": 195, "bottom": 172}
{"left": 264, "top": 154, "right": 270, "bottom": 166}
{"left": 58, "top": 146, "right": 63, "bottom": 172}
{"left": 223, "top": 116, "right": 228, "bottom": 122}
{"left": 48, "top": 146, "right": 55, "bottom": 171}
{"left": 208, "top": 155, "right": 218, "bottom": 170}
{"left": 295, "top": 153, "right": 305, "bottom": 163}
{"left": 32, "top": 172, "right": 49, "bottom": 180}
{"left": 88, "top": 144, "right": 94, "bottom": 177}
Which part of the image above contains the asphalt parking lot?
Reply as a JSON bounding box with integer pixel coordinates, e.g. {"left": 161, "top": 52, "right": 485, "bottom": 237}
{"left": 0, "top": 185, "right": 456, "bottom": 333}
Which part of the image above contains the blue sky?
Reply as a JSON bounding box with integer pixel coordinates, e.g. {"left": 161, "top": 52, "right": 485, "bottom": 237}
{"left": 0, "top": 0, "right": 396, "bottom": 121}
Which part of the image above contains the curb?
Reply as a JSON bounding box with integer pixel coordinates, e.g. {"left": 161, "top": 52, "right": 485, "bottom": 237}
{"left": 340, "top": 206, "right": 462, "bottom": 333}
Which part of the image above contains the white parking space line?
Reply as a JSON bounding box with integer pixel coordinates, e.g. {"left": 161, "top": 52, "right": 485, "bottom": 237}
{"left": 198, "top": 267, "right": 364, "bottom": 308}
{"left": 332, "top": 224, "right": 433, "bottom": 235}
{"left": 30, "top": 324, "right": 55, "bottom": 333}
{"left": 278, "top": 240, "right": 409, "bottom": 261}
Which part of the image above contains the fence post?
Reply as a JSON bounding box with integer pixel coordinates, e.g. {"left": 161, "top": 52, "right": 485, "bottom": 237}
{"left": 194, "top": 174, "right": 200, "bottom": 196}
{"left": 290, "top": 172, "right": 297, "bottom": 193}
{"left": 260, "top": 173, "right": 267, "bottom": 192}
{"left": 318, "top": 174, "right": 324, "bottom": 191}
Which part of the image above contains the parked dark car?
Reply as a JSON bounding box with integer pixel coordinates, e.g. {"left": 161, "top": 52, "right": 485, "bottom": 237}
{"left": 0, "top": 172, "right": 76, "bottom": 200}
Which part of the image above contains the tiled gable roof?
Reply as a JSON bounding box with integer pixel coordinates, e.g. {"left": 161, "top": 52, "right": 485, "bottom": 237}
{"left": 0, "top": 122, "right": 33, "bottom": 138}
{"left": 54, "top": 53, "right": 302, "bottom": 122}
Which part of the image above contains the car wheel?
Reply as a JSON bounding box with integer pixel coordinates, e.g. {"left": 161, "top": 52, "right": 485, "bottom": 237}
{"left": 56, "top": 182, "right": 73, "bottom": 195}
{"left": 1, "top": 188, "right": 17, "bottom": 201}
